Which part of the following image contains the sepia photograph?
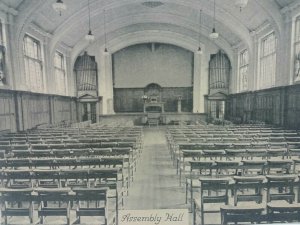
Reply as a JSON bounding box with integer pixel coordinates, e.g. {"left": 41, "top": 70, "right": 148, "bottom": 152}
{"left": 0, "top": 0, "right": 300, "bottom": 225}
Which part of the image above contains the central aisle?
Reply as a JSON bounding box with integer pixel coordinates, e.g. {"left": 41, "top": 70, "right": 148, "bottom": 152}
{"left": 124, "top": 127, "right": 188, "bottom": 209}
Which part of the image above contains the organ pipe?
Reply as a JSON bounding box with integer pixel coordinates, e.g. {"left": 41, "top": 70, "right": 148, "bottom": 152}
{"left": 74, "top": 51, "right": 98, "bottom": 92}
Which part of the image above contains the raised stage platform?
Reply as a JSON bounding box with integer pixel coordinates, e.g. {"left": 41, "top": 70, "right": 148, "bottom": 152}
{"left": 99, "top": 112, "right": 207, "bottom": 126}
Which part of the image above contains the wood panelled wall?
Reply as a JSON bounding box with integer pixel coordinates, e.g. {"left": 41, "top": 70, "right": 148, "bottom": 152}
{"left": 0, "top": 92, "right": 16, "bottom": 131}
{"left": 114, "top": 87, "right": 193, "bottom": 113}
{"left": 226, "top": 84, "right": 300, "bottom": 129}
{"left": 0, "top": 90, "right": 77, "bottom": 132}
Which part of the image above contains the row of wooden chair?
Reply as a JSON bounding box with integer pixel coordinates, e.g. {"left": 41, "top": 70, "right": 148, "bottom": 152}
{"left": 193, "top": 175, "right": 300, "bottom": 225}
{"left": 168, "top": 125, "right": 300, "bottom": 225}
{"left": 167, "top": 124, "right": 297, "bottom": 132}
{"left": 0, "top": 168, "right": 122, "bottom": 225}
{"left": 0, "top": 126, "right": 144, "bottom": 225}
{"left": 0, "top": 136, "right": 142, "bottom": 144}
{"left": 0, "top": 187, "right": 110, "bottom": 225}
{"left": 177, "top": 148, "right": 300, "bottom": 178}
{"left": 169, "top": 131, "right": 300, "bottom": 137}
{"left": 185, "top": 159, "right": 298, "bottom": 208}
{"left": 173, "top": 144, "right": 300, "bottom": 169}
{"left": 0, "top": 140, "right": 140, "bottom": 150}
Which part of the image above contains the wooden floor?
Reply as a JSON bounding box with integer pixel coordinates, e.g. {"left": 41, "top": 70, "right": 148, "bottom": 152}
{"left": 124, "top": 127, "right": 188, "bottom": 210}
{"left": 4, "top": 127, "right": 221, "bottom": 225}
{"left": 123, "top": 127, "right": 221, "bottom": 225}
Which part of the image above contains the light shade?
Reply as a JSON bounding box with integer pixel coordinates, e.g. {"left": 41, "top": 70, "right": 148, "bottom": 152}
{"left": 209, "top": 28, "right": 219, "bottom": 39}
{"left": 235, "top": 0, "right": 248, "bottom": 10}
{"left": 85, "top": 30, "right": 95, "bottom": 41}
{"left": 52, "top": 0, "right": 66, "bottom": 15}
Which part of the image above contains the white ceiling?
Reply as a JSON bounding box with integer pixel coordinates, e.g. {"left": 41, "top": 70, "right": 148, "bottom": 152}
{"left": 1, "top": 0, "right": 23, "bottom": 9}
{"left": 1, "top": 0, "right": 298, "bottom": 51}
{"left": 275, "top": 0, "right": 295, "bottom": 8}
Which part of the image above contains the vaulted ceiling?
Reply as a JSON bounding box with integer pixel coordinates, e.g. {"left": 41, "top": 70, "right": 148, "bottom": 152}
{"left": 2, "top": 0, "right": 299, "bottom": 53}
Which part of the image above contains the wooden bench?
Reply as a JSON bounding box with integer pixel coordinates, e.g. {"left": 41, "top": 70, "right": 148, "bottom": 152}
{"left": 193, "top": 177, "right": 230, "bottom": 225}
{"left": 72, "top": 187, "right": 110, "bottom": 225}
{"left": 0, "top": 187, "right": 34, "bottom": 224}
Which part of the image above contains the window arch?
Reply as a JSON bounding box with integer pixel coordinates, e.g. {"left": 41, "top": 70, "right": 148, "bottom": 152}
{"left": 0, "top": 19, "right": 6, "bottom": 86}
{"left": 294, "top": 16, "right": 300, "bottom": 82}
{"left": 238, "top": 49, "right": 249, "bottom": 92}
{"left": 54, "top": 51, "right": 67, "bottom": 95}
{"left": 258, "top": 32, "right": 277, "bottom": 89}
{"left": 23, "top": 34, "right": 44, "bottom": 92}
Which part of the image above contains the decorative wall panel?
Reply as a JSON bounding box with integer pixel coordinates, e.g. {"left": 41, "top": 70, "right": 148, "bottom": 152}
{"left": 226, "top": 84, "right": 300, "bottom": 128}
{"left": 114, "top": 87, "right": 193, "bottom": 113}
{"left": 0, "top": 90, "right": 77, "bottom": 131}
{"left": 0, "top": 92, "right": 15, "bottom": 132}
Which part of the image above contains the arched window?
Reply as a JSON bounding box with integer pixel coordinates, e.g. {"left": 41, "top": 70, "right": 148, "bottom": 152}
{"left": 23, "top": 35, "right": 44, "bottom": 92}
{"left": 54, "top": 51, "right": 67, "bottom": 95}
{"left": 0, "top": 20, "right": 6, "bottom": 86}
{"left": 294, "top": 16, "right": 300, "bottom": 82}
{"left": 238, "top": 49, "right": 248, "bottom": 92}
{"left": 259, "top": 32, "right": 277, "bottom": 89}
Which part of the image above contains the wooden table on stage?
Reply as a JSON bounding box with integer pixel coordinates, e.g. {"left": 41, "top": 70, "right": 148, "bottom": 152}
{"left": 143, "top": 102, "right": 165, "bottom": 113}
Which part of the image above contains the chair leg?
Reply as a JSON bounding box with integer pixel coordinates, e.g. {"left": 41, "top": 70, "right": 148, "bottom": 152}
{"left": 201, "top": 208, "right": 204, "bottom": 225}
{"left": 190, "top": 187, "right": 194, "bottom": 212}
{"left": 220, "top": 210, "right": 225, "bottom": 225}
{"left": 193, "top": 200, "right": 196, "bottom": 225}
{"left": 185, "top": 181, "right": 188, "bottom": 204}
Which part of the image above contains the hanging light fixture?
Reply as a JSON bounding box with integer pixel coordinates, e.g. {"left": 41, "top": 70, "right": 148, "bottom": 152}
{"left": 209, "top": 0, "right": 219, "bottom": 39}
{"left": 197, "top": 9, "right": 203, "bottom": 54}
{"left": 52, "top": 0, "right": 67, "bottom": 16}
{"left": 235, "top": 0, "right": 248, "bottom": 12}
{"left": 85, "top": 0, "right": 95, "bottom": 41}
{"left": 103, "top": 9, "right": 108, "bottom": 53}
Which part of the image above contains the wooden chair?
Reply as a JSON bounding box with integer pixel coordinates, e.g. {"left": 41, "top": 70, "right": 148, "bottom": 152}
{"left": 265, "top": 159, "right": 293, "bottom": 175}
{"left": 2, "top": 169, "right": 33, "bottom": 188}
{"left": 267, "top": 148, "right": 287, "bottom": 159}
{"left": 288, "top": 148, "right": 300, "bottom": 159}
{"left": 73, "top": 187, "right": 110, "bottom": 225}
{"left": 0, "top": 144, "right": 11, "bottom": 154}
{"left": 232, "top": 143, "right": 251, "bottom": 149}
{"left": 193, "top": 177, "right": 230, "bottom": 225}
{"left": 202, "top": 150, "right": 225, "bottom": 161}
{"left": 246, "top": 148, "right": 267, "bottom": 160}
{"left": 232, "top": 176, "right": 265, "bottom": 206}
{"left": 179, "top": 150, "right": 203, "bottom": 184}
{"left": 101, "top": 142, "right": 118, "bottom": 148}
{"left": 36, "top": 187, "right": 71, "bottom": 225}
{"left": 221, "top": 176, "right": 265, "bottom": 225}
{"left": 11, "top": 149, "right": 31, "bottom": 158}
{"left": 0, "top": 141, "right": 10, "bottom": 145}
{"left": 266, "top": 175, "right": 300, "bottom": 223}
{"left": 31, "top": 149, "right": 53, "bottom": 157}
{"left": 0, "top": 187, "right": 34, "bottom": 224}
{"left": 11, "top": 144, "right": 29, "bottom": 150}
{"left": 49, "top": 143, "right": 66, "bottom": 149}
{"left": 214, "top": 161, "right": 240, "bottom": 177}
{"left": 269, "top": 142, "right": 287, "bottom": 149}
{"left": 6, "top": 158, "right": 32, "bottom": 169}
{"left": 214, "top": 143, "right": 233, "bottom": 150}
{"left": 31, "top": 144, "right": 49, "bottom": 150}
{"left": 186, "top": 161, "right": 214, "bottom": 209}
{"left": 240, "top": 160, "right": 265, "bottom": 176}
{"left": 225, "top": 149, "right": 246, "bottom": 161}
